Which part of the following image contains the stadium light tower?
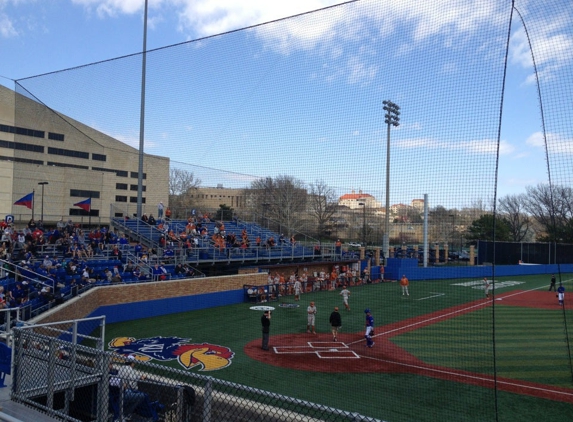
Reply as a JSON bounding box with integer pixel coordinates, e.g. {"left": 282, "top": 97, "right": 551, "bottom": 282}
{"left": 383, "top": 100, "right": 400, "bottom": 264}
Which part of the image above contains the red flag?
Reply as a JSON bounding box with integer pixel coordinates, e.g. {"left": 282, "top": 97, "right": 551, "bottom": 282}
{"left": 14, "top": 192, "right": 34, "bottom": 209}
{"left": 73, "top": 198, "right": 91, "bottom": 212}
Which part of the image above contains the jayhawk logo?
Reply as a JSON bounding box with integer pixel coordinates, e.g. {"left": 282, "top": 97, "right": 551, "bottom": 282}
{"left": 109, "top": 336, "right": 234, "bottom": 371}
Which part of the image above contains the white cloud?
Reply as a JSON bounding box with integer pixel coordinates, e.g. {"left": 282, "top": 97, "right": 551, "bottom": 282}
{"left": 510, "top": 15, "right": 573, "bottom": 83}
{"left": 526, "top": 131, "right": 573, "bottom": 154}
{"left": 395, "top": 137, "right": 515, "bottom": 155}
{"left": 0, "top": 12, "right": 17, "bottom": 37}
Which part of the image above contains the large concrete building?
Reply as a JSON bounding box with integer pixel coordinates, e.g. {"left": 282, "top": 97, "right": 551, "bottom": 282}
{"left": 0, "top": 85, "right": 169, "bottom": 225}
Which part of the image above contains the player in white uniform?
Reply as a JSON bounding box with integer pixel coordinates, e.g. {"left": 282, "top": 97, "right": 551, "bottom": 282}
{"left": 483, "top": 277, "right": 491, "bottom": 299}
{"left": 307, "top": 301, "right": 317, "bottom": 334}
{"left": 293, "top": 278, "right": 302, "bottom": 301}
{"left": 340, "top": 286, "right": 351, "bottom": 311}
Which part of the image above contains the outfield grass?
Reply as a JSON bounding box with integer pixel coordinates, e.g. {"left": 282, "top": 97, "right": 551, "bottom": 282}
{"left": 104, "top": 274, "right": 573, "bottom": 421}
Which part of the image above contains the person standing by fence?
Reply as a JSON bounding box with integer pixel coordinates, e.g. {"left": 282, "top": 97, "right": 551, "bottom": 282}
{"left": 261, "top": 310, "right": 271, "bottom": 351}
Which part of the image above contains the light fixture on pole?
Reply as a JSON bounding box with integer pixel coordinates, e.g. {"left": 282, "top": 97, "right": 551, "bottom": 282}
{"left": 358, "top": 202, "right": 366, "bottom": 246}
{"left": 38, "top": 182, "right": 48, "bottom": 222}
{"left": 383, "top": 100, "right": 400, "bottom": 264}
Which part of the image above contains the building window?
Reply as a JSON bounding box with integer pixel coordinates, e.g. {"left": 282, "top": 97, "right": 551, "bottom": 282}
{"left": 48, "top": 147, "right": 89, "bottom": 159}
{"left": 0, "top": 155, "right": 43, "bottom": 165}
{"left": 48, "top": 132, "right": 64, "bottom": 141}
{"left": 92, "top": 153, "right": 106, "bottom": 161}
{"left": 115, "top": 196, "right": 128, "bottom": 202}
{"left": 130, "top": 185, "right": 146, "bottom": 192}
{"left": 0, "top": 140, "right": 44, "bottom": 153}
{"left": 130, "top": 171, "right": 146, "bottom": 179}
{"left": 92, "top": 167, "right": 128, "bottom": 177}
{"left": 116, "top": 183, "right": 128, "bottom": 190}
{"left": 0, "top": 124, "right": 44, "bottom": 139}
{"left": 69, "top": 208, "right": 99, "bottom": 217}
{"left": 47, "top": 161, "right": 89, "bottom": 170}
{"left": 70, "top": 189, "right": 100, "bottom": 199}
{"left": 130, "top": 197, "right": 145, "bottom": 203}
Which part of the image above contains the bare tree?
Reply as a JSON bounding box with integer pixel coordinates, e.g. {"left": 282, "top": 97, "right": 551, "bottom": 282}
{"left": 169, "top": 168, "right": 201, "bottom": 218}
{"left": 308, "top": 180, "right": 337, "bottom": 237}
{"left": 169, "top": 168, "right": 201, "bottom": 196}
{"left": 498, "top": 194, "right": 532, "bottom": 241}
{"left": 524, "top": 184, "right": 573, "bottom": 242}
{"left": 248, "top": 175, "right": 307, "bottom": 234}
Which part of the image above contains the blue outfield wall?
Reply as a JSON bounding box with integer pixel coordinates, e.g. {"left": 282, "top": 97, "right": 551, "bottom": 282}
{"left": 88, "top": 289, "right": 245, "bottom": 324}
{"left": 84, "top": 262, "right": 573, "bottom": 325}
{"left": 382, "top": 258, "right": 573, "bottom": 281}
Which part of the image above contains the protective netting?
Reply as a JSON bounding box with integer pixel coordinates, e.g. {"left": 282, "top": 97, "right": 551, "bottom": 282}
{"left": 8, "top": 0, "right": 573, "bottom": 421}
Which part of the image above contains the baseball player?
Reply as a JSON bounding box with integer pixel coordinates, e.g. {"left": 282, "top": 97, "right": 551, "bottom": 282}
{"left": 483, "top": 277, "right": 492, "bottom": 299}
{"left": 364, "top": 308, "right": 374, "bottom": 348}
{"left": 340, "top": 285, "right": 351, "bottom": 311}
{"left": 400, "top": 274, "right": 409, "bottom": 296}
{"left": 557, "top": 285, "right": 565, "bottom": 306}
{"left": 293, "top": 278, "right": 302, "bottom": 301}
{"left": 307, "top": 301, "right": 317, "bottom": 334}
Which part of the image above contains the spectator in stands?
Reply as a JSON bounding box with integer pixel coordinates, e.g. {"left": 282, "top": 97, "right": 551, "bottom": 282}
{"left": 335, "top": 239, "right": 342, "bottom": 255}
{"left": 119, "top": 234, "right": 130, "bottom": 250}
{"left": 157, "top": 201, "right": 164, "bottom": 219}
{"left": 124, "top": 262, "right": 135, "bottom": 273}
{"left": 141, "top": 214, "right": 148, "bottom": 223}
{"left": 39, "top": 286, "right": 54, "bottom": 304}
{"left": 85, "top": 243, "right": 94, "bottom": 258}
{"left": 57, "top": 217, "right": 66, "bottom": 231}
{"left": 165, "top": 207, "right": 171, "bottom": 219}
{"left": 81, "top": 267, "right": 95, "bottom": 285}
{"left": 111, "top": 245, "right": 122, "bottom": 261}
{"left": 27, "top": 218, "right": 37, "bottom": 231}
{"left": 314, "top": 243, "right": 321, "bottom": 256}
{"left": 173, "top": 263, "right": 185, "bottom": 277}
{"left": 104, "top": 268, "right": 113, "bottom": 283}
{"left": 147, "top": 214, "right": 156, "bottom": 226}
{"left": 111, "top": 266, "right": 122, "bottom": 283}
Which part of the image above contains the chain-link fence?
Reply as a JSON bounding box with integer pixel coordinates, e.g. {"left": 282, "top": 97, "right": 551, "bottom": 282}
{"left": 10, "top": 320, "right": 378, "bottom": 422}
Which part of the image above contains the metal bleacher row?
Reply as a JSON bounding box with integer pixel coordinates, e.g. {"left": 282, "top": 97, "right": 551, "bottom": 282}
{"left": 111, "top": 217, "right": 346, "bottom": 264}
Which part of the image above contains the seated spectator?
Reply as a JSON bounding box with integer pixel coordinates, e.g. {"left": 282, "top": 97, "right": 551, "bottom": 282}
{"left": 123, "top": 262, "right": 135, "bottom": 273}
{"left": 173, "top": 263, "right": 185, "bottom": 277}
{"left": 112, "top": 266, "right": 123, "bottom": 283}
{"left": 40, "top": 286, "right": 54, "bottom": 304}
{"left": 81, "top": 267, "right": 96, "bottom": 285}
{"left": 147, "top": 214, "right": 156, "bottom": 226}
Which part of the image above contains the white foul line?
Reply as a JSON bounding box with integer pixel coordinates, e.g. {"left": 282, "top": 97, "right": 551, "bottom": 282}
{"left": 416, "top": 292, "right": 445, "bottom": 301}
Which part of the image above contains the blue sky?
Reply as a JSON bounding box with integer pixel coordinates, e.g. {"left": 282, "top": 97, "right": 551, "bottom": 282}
{"left": 1, "top": 0, "right": 572, "bottom": 210}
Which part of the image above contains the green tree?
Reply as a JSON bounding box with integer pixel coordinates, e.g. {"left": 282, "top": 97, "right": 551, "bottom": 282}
{"left": 466, "top": 214, "right": 511, "bottom": 244}
{"left": 215, "top": 204, "right": 234, "bottom": 221}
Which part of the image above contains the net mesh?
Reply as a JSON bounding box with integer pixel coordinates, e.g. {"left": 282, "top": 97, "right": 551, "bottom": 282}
{"left": 9, "top": 0, "right": 573, "bottom": 421}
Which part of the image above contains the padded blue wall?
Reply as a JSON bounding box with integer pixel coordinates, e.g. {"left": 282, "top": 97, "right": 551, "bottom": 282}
{"left": 88, "top": 289, "right": 245, "bottom": 324}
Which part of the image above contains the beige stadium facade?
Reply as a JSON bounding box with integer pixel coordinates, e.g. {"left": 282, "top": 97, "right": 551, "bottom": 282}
{"left": 0, "top": 85, "right": 169, "bottom": 226}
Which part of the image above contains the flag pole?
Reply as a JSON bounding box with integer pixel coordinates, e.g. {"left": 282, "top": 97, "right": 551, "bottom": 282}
{"left": 32, "top": 189, "right": 35, "bottom": 221}
{"left": 89, "top": 194, "right": 92, "bottom": 227}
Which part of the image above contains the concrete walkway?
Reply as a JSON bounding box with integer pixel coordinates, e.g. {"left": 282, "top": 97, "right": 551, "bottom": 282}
{"left": 0, "top": 374, "right": 60, "bottom": 422}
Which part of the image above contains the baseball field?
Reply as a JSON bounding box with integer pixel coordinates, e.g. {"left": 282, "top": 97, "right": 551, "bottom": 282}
{"left": 104, "top": 274, "right": 573, "bottom": 421}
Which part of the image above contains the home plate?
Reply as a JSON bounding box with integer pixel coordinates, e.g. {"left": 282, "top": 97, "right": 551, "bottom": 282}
{"left": 495, "top": 298, "right": 503, "bottom": 301}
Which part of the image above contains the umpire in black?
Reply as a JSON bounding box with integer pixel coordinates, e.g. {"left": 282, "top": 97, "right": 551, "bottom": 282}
{"left": 549, "top": 274, "right": 557, "bottom": 292}
{"left": 261, "top": 310, "right": 271, "bottom": 351}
